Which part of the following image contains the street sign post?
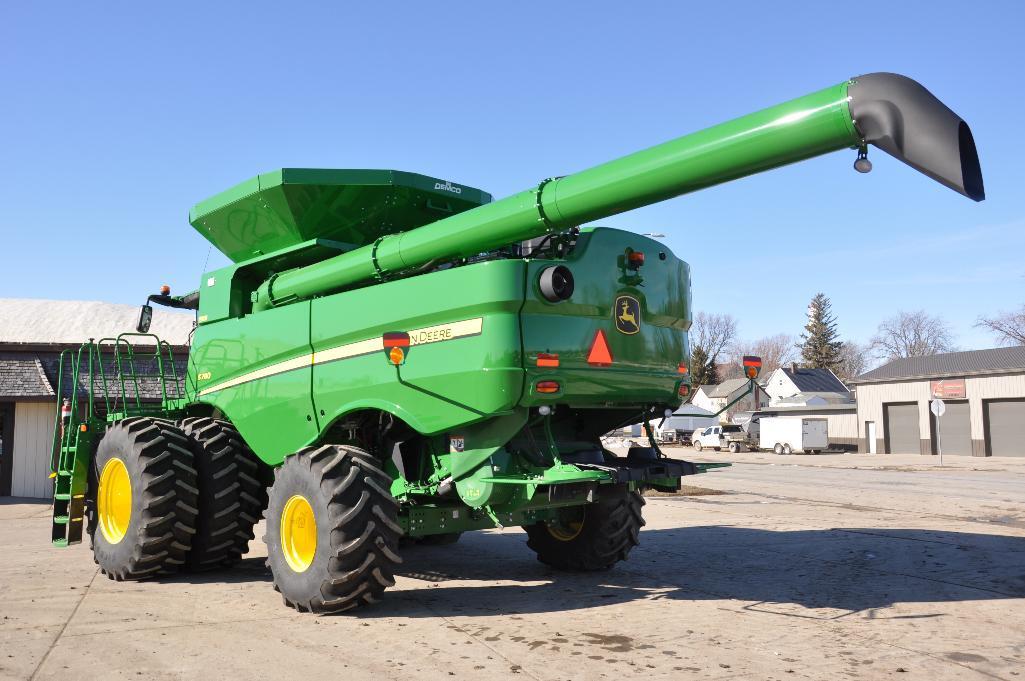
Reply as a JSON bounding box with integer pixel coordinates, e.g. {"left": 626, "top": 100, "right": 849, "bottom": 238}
{"left": 931, "top": 399, "right": 946, "bottom": 465}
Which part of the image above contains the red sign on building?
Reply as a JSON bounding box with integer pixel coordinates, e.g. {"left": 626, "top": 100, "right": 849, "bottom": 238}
{"left": 930, "top": 379, "right": 966, "bottom": 399}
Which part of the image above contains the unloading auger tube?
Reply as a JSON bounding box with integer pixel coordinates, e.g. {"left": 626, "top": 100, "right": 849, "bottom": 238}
{"left": 253, "top": 72, "right": 983, "bottom": 309}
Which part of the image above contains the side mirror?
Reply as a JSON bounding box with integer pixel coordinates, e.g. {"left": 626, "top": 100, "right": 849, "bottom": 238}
{"left": 137, "top": 304, "right": 153, "bottom": 333}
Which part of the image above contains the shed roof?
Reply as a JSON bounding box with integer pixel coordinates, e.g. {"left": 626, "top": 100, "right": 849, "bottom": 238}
{"left": 852, "top": 346, "right": 1025, "bottom": 384}
{"left": 0, "top": 299, "right": 194, "bottom": 347}
{"left": 0, "top": 357, "right": 54, "bottom": 398}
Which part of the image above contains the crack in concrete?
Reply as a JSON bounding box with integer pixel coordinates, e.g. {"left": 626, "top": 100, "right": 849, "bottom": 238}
{"left": 28, "top": 568, "right": 98, "bottom": 681}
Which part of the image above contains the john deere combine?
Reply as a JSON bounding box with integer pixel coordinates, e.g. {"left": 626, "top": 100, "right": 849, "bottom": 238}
{"left": 51, "top": 73, "right": 983, "bottom": 612}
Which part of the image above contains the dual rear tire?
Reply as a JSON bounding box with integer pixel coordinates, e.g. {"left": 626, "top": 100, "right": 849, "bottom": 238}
{"left": 90, "top": 418, "right": 199, "bottom": 580}
{"left": 90, "top": 417, "right": 268, "bottom": 580}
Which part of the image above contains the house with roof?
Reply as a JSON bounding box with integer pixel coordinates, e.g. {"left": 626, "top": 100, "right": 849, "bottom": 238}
{"left": 690, "top": 377, "right": 769, "bottom": 423}
{"left": 763, "top": 364, "right": 852, "bottom": 407}
{"left": 850, "top": 346, "right": 1025, "bottom": 457}
{"left": 0, "top": 299, "right": 193, "bottom": 498}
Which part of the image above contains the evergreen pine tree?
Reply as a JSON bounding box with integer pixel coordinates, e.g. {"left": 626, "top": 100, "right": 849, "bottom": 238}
{"left": 800, "top": 293, "right": 843, "bottom": 370}
{"left": 689, "top": 345, "right": 719, "bottom": 387}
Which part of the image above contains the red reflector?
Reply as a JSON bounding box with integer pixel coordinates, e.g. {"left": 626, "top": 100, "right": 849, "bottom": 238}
{"left": 628, "top": 251, "right": 645, "bottom": 267}
{"left": 536, "top": 353, "right": 560, "bottom": 368}
{"left": 678, "top": 362, "right": 688, "bottom": 374}
{"left": 536, "top": 380, "right": 560, "bottom": 394}
{"left": 678, "top": 384, "right": 690, "bottom": 397}
{"left": 383, "top": 332, "right": 411, "bottom": 349}
{"left": 587, "top": 330, "right": 613, "bottom": 367}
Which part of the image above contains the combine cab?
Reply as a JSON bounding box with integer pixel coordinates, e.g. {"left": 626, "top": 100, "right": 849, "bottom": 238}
{"left": 52, "top": 72, "right": 983, "bottom": 613}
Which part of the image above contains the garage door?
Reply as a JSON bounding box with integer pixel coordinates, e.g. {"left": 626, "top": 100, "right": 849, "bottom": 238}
{"left": 985, "top": 399, "right": 1025, "bottom": 457}
{"left": 12, "top": 403, "right": 55, "bottom": 498}
{"left": 885, "top": 403, "right": 920, "bottom": 454}
{"left": 932, "top": 400, "right": 971, "bottom": 456}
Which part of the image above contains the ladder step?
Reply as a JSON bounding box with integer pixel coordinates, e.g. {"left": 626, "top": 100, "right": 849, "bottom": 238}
{"left": 54, "top": 493, "right": 71, "bottom": 501}
{"left": 52, "top": 538, "right": 69, "bottom": 547}
{"left": 53, "top": 515, "right": 68, "bottom": 524}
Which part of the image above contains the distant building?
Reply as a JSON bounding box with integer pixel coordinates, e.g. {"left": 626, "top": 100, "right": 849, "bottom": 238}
{"left": 691, "top": 377, "right": 769, "bottom": 423}
{"left": 763, "top": 364, "right": 851, "bottom": 406}
{"left": 850, "top": 347, "right": 1025, "bottom": 457}
{"left": 0, "top": 299, "right": 193, "bottom": 498}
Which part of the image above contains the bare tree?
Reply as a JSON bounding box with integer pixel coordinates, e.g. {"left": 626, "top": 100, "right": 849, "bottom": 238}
{"left": 869, "top": 310, "right": 955, "bottom": 360}
{"left": 728, "top": 334, "right": 798, "bottom": 377}
{"left": 691, "top": 312, "right": 738, "bottom": 364}
{"left": 976, "top": 305, "right": 1025, "bottom": 346}
{"left": 836, "top": 341, "right": 870, "bottom": 381}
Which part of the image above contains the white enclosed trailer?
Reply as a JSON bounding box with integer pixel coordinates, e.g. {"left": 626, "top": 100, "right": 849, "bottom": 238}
{"left": 759, "top": 417, "right": 828, "bottom": 454}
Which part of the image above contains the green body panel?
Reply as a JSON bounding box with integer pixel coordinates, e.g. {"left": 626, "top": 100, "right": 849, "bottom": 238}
{"left": 310, "top": 260, "right": 526, "bottom": 437}
{"left": 190, "top": 302, "right": 319, "bottom": 458}
{"left": 520, "top": 228, "right": 689, "bottom": 407}
{"left": 190, "top": 169, "right": 491, "bottom": 263}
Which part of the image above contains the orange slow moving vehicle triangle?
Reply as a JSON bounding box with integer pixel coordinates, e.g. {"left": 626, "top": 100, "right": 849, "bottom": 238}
{"left": 587, "top": 329, "right": 613, "bottom": 367}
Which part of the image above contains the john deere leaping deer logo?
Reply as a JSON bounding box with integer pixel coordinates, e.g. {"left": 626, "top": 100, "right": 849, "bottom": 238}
{"left": 614, "top": 295, "right": 641, "bottom": 335}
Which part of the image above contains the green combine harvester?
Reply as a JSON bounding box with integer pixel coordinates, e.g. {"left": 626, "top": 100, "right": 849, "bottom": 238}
{"left": 50, "top": 73, "right": 983, "bottom": 612}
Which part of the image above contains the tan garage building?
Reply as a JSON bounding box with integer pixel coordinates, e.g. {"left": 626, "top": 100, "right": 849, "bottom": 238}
{"left": 851, "top": 347, "right": 1025, "bottom": 457}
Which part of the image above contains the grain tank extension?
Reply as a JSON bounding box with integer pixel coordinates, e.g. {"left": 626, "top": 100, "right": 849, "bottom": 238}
{"left": 50, "top": 73, "right": 983, "bottom": 613}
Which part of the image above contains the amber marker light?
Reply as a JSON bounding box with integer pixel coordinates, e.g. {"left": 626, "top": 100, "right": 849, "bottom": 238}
{"left": 678, "top": 362, "right": 689, "bottom": 374}
{"left": 536, "top": 380, "right": 560, "bottom": 394}
{"left": 536, "top": 353, "right": 560, "bottom": 368}
{"left": 382, "top": 331, "right": 411, "bottom": 366}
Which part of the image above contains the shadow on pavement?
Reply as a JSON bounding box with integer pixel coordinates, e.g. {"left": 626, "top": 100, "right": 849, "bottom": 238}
{"left": 363, "top": 526, "right": 1025, "bottom": 619}
{"left": 158, "top": 525, "right": 1025, "bottom": 617}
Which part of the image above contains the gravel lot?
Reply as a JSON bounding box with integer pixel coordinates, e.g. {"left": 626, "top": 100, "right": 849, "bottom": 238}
{"left": 2, "top": 452, "right": 1023, "bottom": 681}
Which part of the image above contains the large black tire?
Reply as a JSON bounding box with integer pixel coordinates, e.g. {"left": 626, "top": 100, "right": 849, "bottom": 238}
{"left": 89, "top": 418, "right": 198, "bottom": 580}
{"left": 179, "top": 417, "right": 269, "bottom": 571}
{"left": 524, "top": 485, "right": 645, "bottom": 571}
{"left": 264, "top": 444, "right": 402, "bottom": 613}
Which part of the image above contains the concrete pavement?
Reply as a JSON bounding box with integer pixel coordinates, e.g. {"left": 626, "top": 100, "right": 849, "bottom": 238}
{"left": 1, "top": 454, "right": 1023, "bottom": 680}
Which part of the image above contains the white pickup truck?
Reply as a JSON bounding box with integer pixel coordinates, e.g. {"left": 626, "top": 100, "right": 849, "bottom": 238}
{"left": 692, "top": 424, "right": 751, "bottom": 453}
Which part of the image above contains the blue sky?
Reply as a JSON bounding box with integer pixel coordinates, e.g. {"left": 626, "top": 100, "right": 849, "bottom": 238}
{"left": 2, "top": 2, "right": 1022, "bottom": 352}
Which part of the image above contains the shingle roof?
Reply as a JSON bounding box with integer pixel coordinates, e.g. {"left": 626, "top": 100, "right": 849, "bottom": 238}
{"left": 0, "top": 298, "right": 194, "bottom": 347}
{"left": 0, "top": 357, "right": 54, "bottom": 398}
{"left": 782, "top": 367, "right": 849, "bottom": 394}
{"left": 708, "top": 378, "right": 749, "bottom": 398}
{"left": 852, "top": 346, "right": 1025, "bottom": 384}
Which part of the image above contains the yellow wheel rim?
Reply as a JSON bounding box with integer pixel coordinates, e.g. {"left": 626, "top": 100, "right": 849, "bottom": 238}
{"left": 281, "top": 495, "right": 317, "bottom": 572}
{"left": 98, "top": 457, "right": 132, "bottom": 544}
{"left": 547, "top": 508, "right": 585, "bottom": 542}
